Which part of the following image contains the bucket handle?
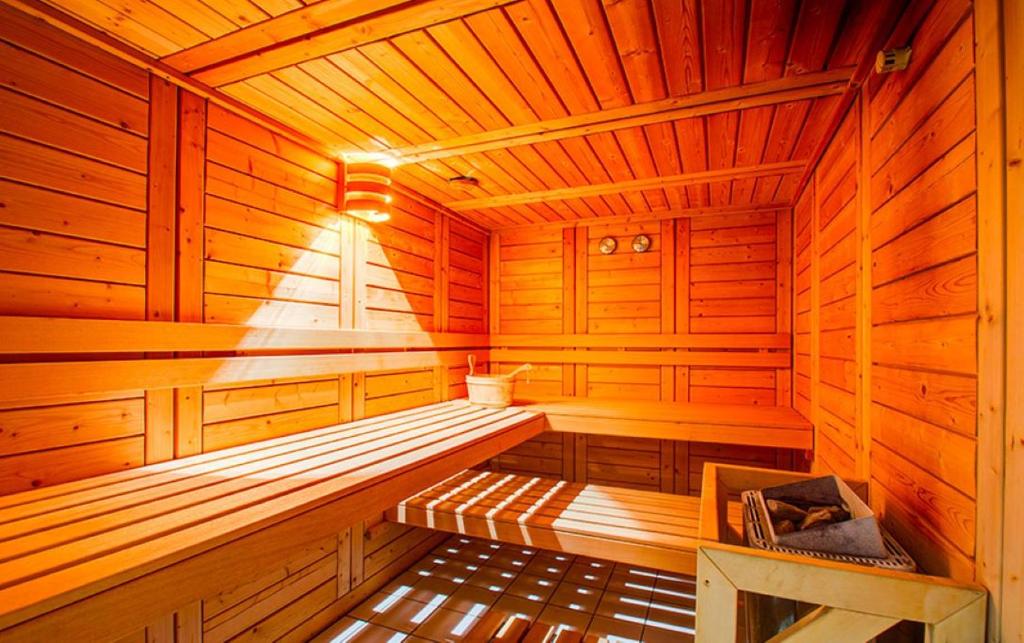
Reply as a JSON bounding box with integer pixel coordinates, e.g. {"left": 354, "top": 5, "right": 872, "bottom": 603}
{"left": 506, "top": 363, "right": 532, "bottom": 380}
{"left": 467, "top": 354, "right": 476, "bottom": 376}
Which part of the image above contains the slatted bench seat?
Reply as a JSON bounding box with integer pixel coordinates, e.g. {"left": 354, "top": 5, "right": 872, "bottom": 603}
{"left": 386, "top": 469, "right": 743, "bottom": 576}
{"left": 520, "top": 398, "right": 813, "bottom": 450}
{"left": 0, "top": 401, "right": 544, "bottom": 641}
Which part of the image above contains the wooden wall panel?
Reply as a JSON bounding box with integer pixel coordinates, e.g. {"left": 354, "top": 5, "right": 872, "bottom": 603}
{"left": 447, "top": 219, "right": 487, "bottom": 335}
{"left": 204, "top": 104, "right": 341, "bottom": 329}
{"left": 494, "top": 212, "right": 789, "bottom": 405}
{"left": 792, "top": 0, "right": 979, "bottom": 582}
{"left": 492, "top": 432, "right": 796, "bottom": 498}
{"left": 0, "top": 12, "right": 150, "bottom": 492}
{"left": 362, "top": 193, "right": 436, "bottom": 331}
{"left": 193, "top": 521, "right": 443, "bottom": 643}
{"left": 495, "top": 226, "right": 564, "bottom": 335}
{"left": 494, "top": 432, "right": 565, "bottom": 478}
{"left": 792, "top": 187, "right": 813, "bottom": 420}
{"left": 0, "top": 5, "right": 487, "bottom": 493}
{"left": 491, "top": 210, "right": 799, "bottom": 493}
{"left": 867, "top": 0, "right": 978, "bottom": 582}
{"left": 814, "top": 106, "right": 860, "bottom": 479}
{"left": 0, "top": 8, "right": 148, "bottom": 322}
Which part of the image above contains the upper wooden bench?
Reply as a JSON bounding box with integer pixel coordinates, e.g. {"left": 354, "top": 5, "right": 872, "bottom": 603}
{"left": 0, "top": 401, "right": 544, "bottom": 641}
{"left": 520, "top": 398, "right": 813, "bottom": 450}
{"left": 387, "top": 469, "right": 743, "bottom": 576}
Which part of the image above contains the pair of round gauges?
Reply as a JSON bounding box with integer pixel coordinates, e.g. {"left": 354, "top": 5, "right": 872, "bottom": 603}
{"left": 598, "top": 234, "right": 651, "bottom": 255}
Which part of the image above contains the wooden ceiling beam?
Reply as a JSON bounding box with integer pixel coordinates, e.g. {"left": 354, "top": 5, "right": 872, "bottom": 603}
{"left": 180, "top": 0, "right": 520, "bottom": 87}
{"left": 163, "top": 0, "right": 410, "bottom": 72}
{"left": 493, "top": 203, "right": 792, "bottom": 231}
{"left": 447, "top": 161, "right": 805, "bottom": 211}
{"left": 392, "top": 69, "right": 853, "bottom": 163}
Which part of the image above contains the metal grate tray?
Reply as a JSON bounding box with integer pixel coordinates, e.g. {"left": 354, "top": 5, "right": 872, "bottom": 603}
{"left": 741, "top": 490, "right": 917, "bottom": 572}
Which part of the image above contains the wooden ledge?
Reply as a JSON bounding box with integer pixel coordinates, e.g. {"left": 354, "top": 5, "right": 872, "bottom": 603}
{"left": 516, "top": 397, "right": 813, "bottom": 450}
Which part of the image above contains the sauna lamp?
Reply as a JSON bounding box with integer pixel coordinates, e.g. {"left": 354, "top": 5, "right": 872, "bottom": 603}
{"left": 344, "top": 161, "right": 392, "bottom": 222}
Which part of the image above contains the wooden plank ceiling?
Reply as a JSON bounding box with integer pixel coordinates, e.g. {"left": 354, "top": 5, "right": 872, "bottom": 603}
{"left": 37, "top": 0, "right": 887, "bottom": 229}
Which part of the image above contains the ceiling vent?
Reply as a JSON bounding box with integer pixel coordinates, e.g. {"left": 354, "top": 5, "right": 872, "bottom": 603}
{"left": 447, "top": 175, "right": 480, "bottom": 191}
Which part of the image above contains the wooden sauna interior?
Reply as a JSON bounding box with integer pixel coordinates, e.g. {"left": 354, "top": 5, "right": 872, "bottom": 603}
{"left": 0, "top": 0, "right": 1019, "bottom": 640}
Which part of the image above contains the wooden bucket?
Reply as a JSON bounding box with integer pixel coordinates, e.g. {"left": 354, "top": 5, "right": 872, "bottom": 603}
{"left": 465, "top": 356, "right": 531, "bottom": 408}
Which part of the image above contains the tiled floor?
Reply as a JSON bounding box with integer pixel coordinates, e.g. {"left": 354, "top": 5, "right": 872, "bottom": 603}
{"left": 318, "top": 534, "right": 697, "bottom": 642}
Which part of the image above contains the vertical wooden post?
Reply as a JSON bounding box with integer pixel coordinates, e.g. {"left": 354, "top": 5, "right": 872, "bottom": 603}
{"left": 974, "top": 0, "right": 1020, "bottom": 640}
{"left": 659, "top": 440, "right": 674, "bottom": 493}
{"left": 562, "top": 228, "right": 575, "bottom": 396}
{"left": 174, "top": 90, "right": 206, "bottom": 459}
{"left": 350, "top": 521, "right": 365, "bottom": 588}
{"left": 1001, "top": 0, "right": 1022, "bottom": 635}
{"left": 338, "top": 374, "right": 353, "bottom": 424}
{"left": 488, "top": 232, "right": 501, "bottom": 336}
{"left": 809, "top": 173, "right": 821, "bottom": 473}
{"left": 675, "top": 440, "right": 690, "bottom": 495}
{"left": 147, "top": 77, "right": 178, "bottom": 325}
{"left": 574, "top": 227, "right": 588, "bottom": 397}
{"left": 174, "top": 602, "right": 202, "bottom": 643}
{"left": 434, "top": 215, "right": 450, "bottom": 332}
{"left": 352, "top": 373, "right": 366, "bottom": 420}
{"left": 488, "top": 232, "right": 501, "bottom": 381}
{"left": 352, "top": 221, "right": 368, "bottom": 329}
{"left": 695, "top": 549, "right": 739, "bottom": 642}
{"left": 145, "top": 76, "right": 178, "bottom": 465}
{"left": 675, "top": 218, "right": 691, "bottom": 401}
{"left": 337, "top": 528, "right": 353, "bottom": 597}
{"left": 855, "top": 93, "right": 873, "bottom": 481}
{"left": 434, "top": 366, "right": 449, "bottom": 403}
{"left": 574, "top": 434, "right": 588, "bottom": 483}
{"left": 338, "top": 161, "right": 356, "bottom": 331}
{"left": 776, "top": 208, "right": 793, "bottom": 406}
{"left": 434, "top": 214, "right": 451, "bottom": 400}
{"left": 660, "top": 219, "right": 675, "bottom": 401}
{"left": 172, "top": 388, "right": 201, "bottom": 459}
{"left": 145, "top": 614, "right": 175, "bottom": 643}
{"left": 562, "top": 433, "right": 575, "bottom": 481}
{"left": 176, "top": 92, "right": 205, "bottom": 323}
{"left": 481, "top": 229, "right": 490, "bottom": 336}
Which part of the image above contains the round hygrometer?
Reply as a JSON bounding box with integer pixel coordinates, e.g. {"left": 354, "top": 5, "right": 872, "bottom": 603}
{"left": 631, "top": 234, "right": 651, "bottom": 253}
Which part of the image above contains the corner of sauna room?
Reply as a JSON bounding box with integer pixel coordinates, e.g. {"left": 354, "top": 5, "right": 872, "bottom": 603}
{"left": 0, "top": 0, "right": 1018, "bottom": 642}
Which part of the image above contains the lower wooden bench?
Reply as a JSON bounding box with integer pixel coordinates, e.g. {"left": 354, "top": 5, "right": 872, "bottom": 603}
{"left": 387, "top": 469, "right": 742, "bottom": 576}
{"left": 0, "top": 401, "right": 544, "bottom": 642}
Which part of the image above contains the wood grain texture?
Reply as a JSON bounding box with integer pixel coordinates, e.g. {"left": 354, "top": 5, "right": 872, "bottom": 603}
{"left": 0, "top": 401, "right": 538, "bottom": 640}
{"left": 792, "top": 0, "right": 980, "bottom": 583}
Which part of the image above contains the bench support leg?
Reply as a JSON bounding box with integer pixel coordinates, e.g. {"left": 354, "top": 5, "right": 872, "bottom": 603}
{"left": 696, "top": 548, "right": 739, "bottom": 642}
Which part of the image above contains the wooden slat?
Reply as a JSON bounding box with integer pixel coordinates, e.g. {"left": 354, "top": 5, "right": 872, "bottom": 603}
{"left": 393, "top": 70, "right": 852, "bottom": 162}
{"left": 491, "top": 332, "right": 789, "bottom": 350}
{"left": 188, "top": 0, "right": 519, "bottom": 86}
{"left": 490, "top": 348, "right": 788, "bottom": 369}
{"left": 447, "top": 161, "right": 805, "bottom": 211}
{"left": 0, "top": 401, "right": 544, "bottom": 635}
{"left": 0, "top": 317, "right": 487, "bottom": 354}
{"left": 0, "top": 350, "right": 487, "bottom": 409}
{"left": 387, "top": 469, "right": 720, "bottom": 575}
{"left": 517, "top": 398, "right": 811, "bottom": 450}
{"left": 162, "top": 0, "right": 409, "bottom": 72}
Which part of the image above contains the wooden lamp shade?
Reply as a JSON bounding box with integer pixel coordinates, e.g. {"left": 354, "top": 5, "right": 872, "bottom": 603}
{"left": 344, "top": 161, "right": 392, "bottom": 222}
